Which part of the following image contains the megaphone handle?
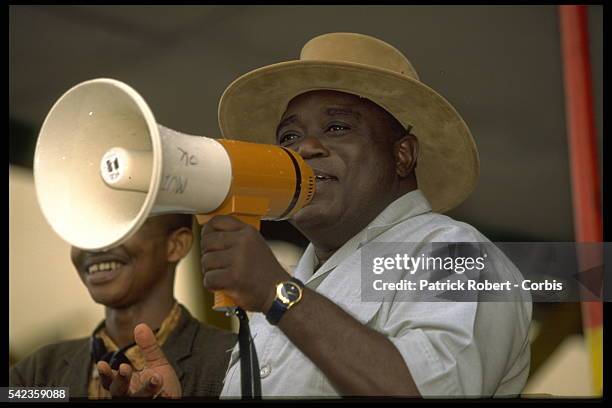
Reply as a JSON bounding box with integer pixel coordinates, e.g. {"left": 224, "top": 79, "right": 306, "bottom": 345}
{"left": 230, "top": 214, "right": 262, "bottom": 230}
{"left": 213, "top": 292, "right": 238, "bottom": 312}
{"left": 196, "top": 213, "right": 262, "bottom": 311}
{"left": 195, "top": 213, "right": 261, "bottom": 230}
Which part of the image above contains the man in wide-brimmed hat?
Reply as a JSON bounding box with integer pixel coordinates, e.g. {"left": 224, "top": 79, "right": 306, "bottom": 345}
{"left": 104, "top": 32, "right": 531, "bottom": 398}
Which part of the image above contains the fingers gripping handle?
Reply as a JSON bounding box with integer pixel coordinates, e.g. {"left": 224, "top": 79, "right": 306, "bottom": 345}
{"left": 196, "top": 213, "right": 261, "bottom": 312}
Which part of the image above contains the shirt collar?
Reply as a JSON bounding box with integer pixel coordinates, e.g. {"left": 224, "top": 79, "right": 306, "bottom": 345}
{"left": 294, "top": 189, "right": 432, "bottom": 284}
{"left": 361, "top": 189, "right": 432, "bottom": 245}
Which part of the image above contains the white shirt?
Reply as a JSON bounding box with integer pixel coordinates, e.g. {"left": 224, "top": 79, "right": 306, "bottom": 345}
{"left": 221, "top": 190, "right": 532, "bottom": 398}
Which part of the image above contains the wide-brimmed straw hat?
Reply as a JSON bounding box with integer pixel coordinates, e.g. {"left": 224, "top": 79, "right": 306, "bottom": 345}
{"left": 218, "top": 32, "right": 479, "bottom": 213}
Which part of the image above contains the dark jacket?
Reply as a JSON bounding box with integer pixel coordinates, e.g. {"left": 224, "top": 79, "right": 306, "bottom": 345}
{"left": 9, "top": 304, "right": 236, "bottom": 399}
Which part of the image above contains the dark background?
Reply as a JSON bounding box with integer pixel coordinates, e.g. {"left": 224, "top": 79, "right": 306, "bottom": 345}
{"left": 9, "top": 5, "right": 603, "bottom": 245}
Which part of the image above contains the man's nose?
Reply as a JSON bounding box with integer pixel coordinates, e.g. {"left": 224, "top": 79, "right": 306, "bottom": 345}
{"left": 293, "top": 135, "right": 330, "bottom": 159}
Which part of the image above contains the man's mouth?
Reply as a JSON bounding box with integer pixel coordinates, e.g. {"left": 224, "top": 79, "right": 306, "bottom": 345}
{"left": 86, "top": 261, "right": 125, "bottom": 274}
{"left": 314, "top": 171, "right": 338, "bottom": 183}
{"left": 81, "top": 255, "right": 129, "bottom": 284}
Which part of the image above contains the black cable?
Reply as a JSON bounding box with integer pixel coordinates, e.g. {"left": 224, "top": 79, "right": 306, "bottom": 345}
{"left": 235, "top": 307, "right": 261, "bottom": 399}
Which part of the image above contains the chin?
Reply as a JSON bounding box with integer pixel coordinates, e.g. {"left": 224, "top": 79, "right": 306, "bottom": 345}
{"left": 90, "top": 294, "right": 119, "bottom": 307}
{"left": 291, "top": 203, "right": 338, "bottom": 232}
{"left": 88, "top": 287, "right": 131, "bottom": 308}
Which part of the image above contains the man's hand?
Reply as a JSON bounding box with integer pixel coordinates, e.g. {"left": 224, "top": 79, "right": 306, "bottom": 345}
{"left": 97, "top": 323, "right": 182, "bottom": 399}
{"left": 200, "top": 215, "right": 291, "bottom": 313}
{"left": 200, "top": 216, "right": 420, "bottom": 396}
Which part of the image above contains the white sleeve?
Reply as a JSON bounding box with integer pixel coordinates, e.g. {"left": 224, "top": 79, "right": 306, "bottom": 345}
{"left": 380, "top": 297, "right": 531, "bottom": 397}
{"left": 383, "top": 300, "right": 484, "bottom": 396}
{"left": 367, "top": 221, "right": 531, "bottom": 397}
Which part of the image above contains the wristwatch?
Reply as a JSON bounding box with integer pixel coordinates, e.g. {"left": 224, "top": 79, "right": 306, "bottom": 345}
{"left": 265, "top": 278, "right": 304, "bottom": 325}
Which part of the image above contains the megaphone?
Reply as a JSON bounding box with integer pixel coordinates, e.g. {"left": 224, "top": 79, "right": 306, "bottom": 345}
{"left": 33, "top": 78, "right": 315, "bottom": 311}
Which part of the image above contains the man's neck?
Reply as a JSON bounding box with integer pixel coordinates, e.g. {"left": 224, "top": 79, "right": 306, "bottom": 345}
{"left": 103, "top": 293, "right": 176, "bottom": 349}
{"left": 307, "top": 186, "right": 416, "bottom": 268}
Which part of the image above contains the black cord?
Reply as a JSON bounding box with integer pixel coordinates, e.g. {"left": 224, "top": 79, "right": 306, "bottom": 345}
{"left": 235, "top": 308, "right": 261, "bottom": 399}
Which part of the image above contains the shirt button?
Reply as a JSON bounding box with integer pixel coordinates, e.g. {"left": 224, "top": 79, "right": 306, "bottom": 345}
{"left": 259, "top": 364, "right": 271, "bottom": 378}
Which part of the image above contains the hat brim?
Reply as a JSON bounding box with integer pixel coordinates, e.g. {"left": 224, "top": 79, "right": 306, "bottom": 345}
{"left": 218, "top": 60, "right": 479, "bottom": 213}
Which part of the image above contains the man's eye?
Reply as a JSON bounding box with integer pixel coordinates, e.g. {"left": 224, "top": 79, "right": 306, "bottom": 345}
{"left": 327, "top": 124, "right": 350, "bottom": 132}
{"left": 279, "top": 133, "right": 299, "bottom": 145}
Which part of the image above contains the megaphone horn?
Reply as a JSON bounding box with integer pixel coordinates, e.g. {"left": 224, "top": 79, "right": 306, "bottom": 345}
{"left": 34, "top": 78, "right": 315, "bottom": 311}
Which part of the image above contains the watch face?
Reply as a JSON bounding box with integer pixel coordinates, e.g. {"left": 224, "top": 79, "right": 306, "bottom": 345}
{"left": 278, "top": 282, "right": 302, "bottom": 305}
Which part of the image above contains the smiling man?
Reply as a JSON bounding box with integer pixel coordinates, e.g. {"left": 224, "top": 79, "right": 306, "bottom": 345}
{"left": 275, "top": 90, "right": 415, "bottom": 250}
{"left": 95, "top": 32, "right": 531, "bottom": 398}
{"left": 9, "top": 214, "right": 236, "bottom": 399}
{"left": 206, "top": 32, "right": 531, "bottom": 398}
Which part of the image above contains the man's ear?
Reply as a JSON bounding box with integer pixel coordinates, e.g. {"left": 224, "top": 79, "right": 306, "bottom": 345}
{"left": 394, "top": 133, "right": 419, "bottom": 178}
{"left": 166, "top": 227, "right": 194, "bottom": 263}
